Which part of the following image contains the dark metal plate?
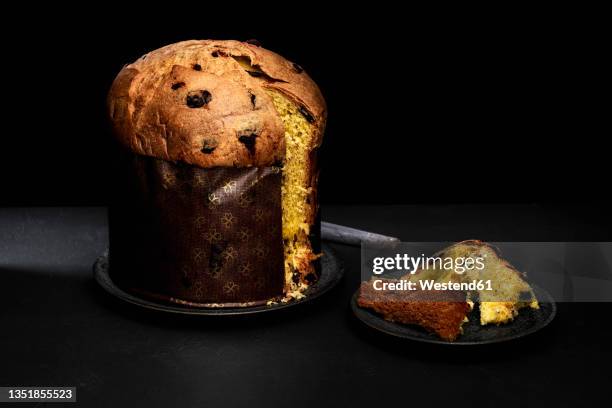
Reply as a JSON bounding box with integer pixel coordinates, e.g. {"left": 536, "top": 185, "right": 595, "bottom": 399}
{"left": 94, "top": 243, "right": 344, "bottom": 315}
{"left": 351, "top": 285, "right": 556, "bottom": 345}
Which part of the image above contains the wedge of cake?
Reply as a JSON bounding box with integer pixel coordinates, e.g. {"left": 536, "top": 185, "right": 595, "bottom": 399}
{"left": 357, "top": 279, "right": 471, "bottom": 341}
{"left": 405, "top": 240, "right": 539, "bottom": 325}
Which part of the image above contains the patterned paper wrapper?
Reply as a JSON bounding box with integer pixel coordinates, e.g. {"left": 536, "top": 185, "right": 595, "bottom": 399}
{"left": 109, "top": 152, "right": 285, "bottom": 307}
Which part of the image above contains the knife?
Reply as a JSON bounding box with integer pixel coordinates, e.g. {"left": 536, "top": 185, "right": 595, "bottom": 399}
{"left": 321, "top": 221, "right": 400, "bottom": 246}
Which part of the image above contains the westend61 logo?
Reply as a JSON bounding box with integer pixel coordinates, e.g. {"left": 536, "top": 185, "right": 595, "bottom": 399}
{"left": 372, "top": 254, "right": 485, "bottom": 275}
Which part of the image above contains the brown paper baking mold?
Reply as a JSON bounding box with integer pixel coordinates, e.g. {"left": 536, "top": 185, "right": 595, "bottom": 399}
{"left": 109, "top": 153, "right": 285, "bottom": 307}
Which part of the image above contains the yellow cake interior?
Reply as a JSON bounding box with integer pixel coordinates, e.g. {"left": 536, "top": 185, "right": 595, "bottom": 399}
{"left": 266, "top": 90, "right": 319, "bottom": 299}
{"left": 405, "top": 242, "right": 539, "bottom": 326}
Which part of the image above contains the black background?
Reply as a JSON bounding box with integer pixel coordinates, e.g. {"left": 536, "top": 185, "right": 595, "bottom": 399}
{"left": 1, "top": 7, "right": 611, "bottom": 407}
{"left": 2, "top": 7, "right": 607, "bottom": 206}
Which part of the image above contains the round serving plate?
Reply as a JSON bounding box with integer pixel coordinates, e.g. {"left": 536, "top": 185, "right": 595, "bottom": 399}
{"left": 93, "top": 243, "right": 344, "bottom": 315}
{"left": 351, "top": 285, "right": 556, "bottom": 345}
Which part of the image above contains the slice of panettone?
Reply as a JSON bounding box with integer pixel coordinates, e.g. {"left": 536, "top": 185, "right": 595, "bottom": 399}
{"left": 405, "top": 240, "right": 539, "bottom": 325}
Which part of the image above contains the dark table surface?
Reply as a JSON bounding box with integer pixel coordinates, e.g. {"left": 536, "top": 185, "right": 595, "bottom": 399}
{"left": 1, "top": 205, "right": 611, "bottom": 407}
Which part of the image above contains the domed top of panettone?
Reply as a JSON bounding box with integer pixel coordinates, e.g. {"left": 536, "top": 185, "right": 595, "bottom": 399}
{"left": 107, "top": 40, "right": 326, "bottom": 168}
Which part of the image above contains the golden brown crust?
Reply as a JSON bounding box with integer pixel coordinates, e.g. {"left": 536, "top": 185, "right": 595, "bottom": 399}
{"left": 107, "top": 40, "right": 326, "bottom": 168}
{"left": 358, "top": 279, "right": 470, "bottom": 341}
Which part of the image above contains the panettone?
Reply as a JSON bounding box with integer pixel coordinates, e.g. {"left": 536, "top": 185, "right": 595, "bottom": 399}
{"left": 107, "top": 40, "right": 326, "bottom": 306}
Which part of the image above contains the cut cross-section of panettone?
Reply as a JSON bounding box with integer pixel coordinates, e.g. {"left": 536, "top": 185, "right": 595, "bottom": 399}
{"left": 107, "top": 40, "right": 326, "bottom": 306}
{"left": 266, "top": 89, "right": 322, "bottom": 299}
